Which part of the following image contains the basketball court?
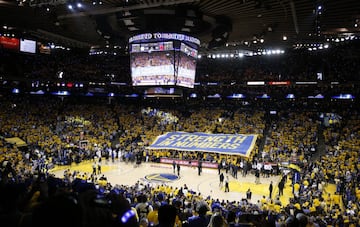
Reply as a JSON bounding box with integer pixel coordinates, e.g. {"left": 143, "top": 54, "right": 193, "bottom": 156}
{"left": 50, "top": 160, "right": 298, "bottom": 205}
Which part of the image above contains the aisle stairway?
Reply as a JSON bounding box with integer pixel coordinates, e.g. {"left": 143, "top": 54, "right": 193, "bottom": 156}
{"left": 312, "top": 124, "right": 326, "bottom": 161}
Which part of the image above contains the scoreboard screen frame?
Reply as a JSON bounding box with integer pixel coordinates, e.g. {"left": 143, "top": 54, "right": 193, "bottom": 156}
{"left": 129, "top": 33, "right": 200, "bottom": 88}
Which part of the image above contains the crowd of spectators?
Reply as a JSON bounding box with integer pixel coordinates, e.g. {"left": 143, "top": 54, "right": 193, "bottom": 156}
{"left": 0, "top": 95, "right": 359, "bottom": 226}
{"left": 262, "top": 112, "right": 318, "bottom": 163}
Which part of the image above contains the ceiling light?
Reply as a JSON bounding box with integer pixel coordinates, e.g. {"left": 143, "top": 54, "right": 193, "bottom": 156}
{"left": 260, "top": 39, "right": 264, "bottom": 43}
{"left": 68, "top": 4, "right": 73, "bottom": 9}
{"left": 77, "top": 3, "right": 82, "bottom": 8}
{"left": 282, "top": 35, "right": 287, "bottom": 41}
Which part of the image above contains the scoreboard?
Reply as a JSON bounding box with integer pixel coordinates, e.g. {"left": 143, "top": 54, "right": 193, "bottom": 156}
{"left": 129, "top": 33, "right": 200, "bottom": 88}
{"left": 130, "top": 41, "right": 173, "bottom": 53}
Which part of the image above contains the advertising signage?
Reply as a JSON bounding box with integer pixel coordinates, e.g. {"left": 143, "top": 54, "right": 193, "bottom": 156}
{"left": 0, "top": 36, "right": 20, "bottom": 50}
{"left": 129, "top": 33, "right": 200, "bottom": 46}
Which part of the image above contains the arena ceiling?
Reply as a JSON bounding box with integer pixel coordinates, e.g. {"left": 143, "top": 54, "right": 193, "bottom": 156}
{"left": 0, "top": 0, "right": 359, "bottom": 50}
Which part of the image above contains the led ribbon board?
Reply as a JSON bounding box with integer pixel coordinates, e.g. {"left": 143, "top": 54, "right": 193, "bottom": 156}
{"left": 129, "top": 33, "right": 200, "bottom": 46}
{"left": 147, "top": 132, "right": 258, "bottom": 157}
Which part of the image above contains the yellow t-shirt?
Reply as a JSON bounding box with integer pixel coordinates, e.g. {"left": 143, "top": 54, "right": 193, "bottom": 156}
{"left": 147, "top": 210, "right": 159, "bottom": 225}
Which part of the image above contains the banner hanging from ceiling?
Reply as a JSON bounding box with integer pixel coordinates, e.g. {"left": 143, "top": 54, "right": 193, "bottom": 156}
{"left": 147, "top": 132, "right": 257, "bottom": 157}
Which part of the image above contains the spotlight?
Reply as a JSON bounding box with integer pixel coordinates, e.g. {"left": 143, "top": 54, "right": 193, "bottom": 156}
{"left": 46, "top": 7, "right": 50, "bottom": 11}
{"left": 317, "top": 5, "right": 322, "bottom": 10}
{"left": 282, "top": 35, "right": 287, "bottom": 41}
{"left": 68, "top": 4, "right": 73, "bottom": 9}
{"left": 77, "top": 2, "right": 82, "bottom": 8}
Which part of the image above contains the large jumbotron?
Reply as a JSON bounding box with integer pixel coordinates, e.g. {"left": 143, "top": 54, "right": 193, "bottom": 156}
{"left": 129, "top": 33, "right": 199, "bottom": 88}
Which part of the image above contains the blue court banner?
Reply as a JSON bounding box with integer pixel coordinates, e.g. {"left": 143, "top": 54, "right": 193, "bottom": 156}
{"left": 147, "top": 132, "right": 258, "bottom": 157}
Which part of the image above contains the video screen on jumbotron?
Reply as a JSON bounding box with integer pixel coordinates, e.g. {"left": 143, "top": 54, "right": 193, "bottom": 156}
{"left": 177, "top": 43, "right": 197, "bottom": 88}
{"left": 129, "top": 33, "right": 199, "bottom": 88}
{"left": 130, "top": 42, "right": 175, "bottom": 86}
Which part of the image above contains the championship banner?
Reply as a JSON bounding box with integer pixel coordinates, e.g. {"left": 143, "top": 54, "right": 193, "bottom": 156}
{"left": 147, "top": 132, "right": 257, "bottom": 157}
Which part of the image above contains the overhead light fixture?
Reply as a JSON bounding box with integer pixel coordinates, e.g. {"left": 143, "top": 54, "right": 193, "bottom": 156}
{"left": 77, "top": 2, "right": 82, "bottom": 8}
{"left": 282, "top": 35, "right": 287, "bottom": 41}
{"left": 68, "top": 4, "right": 73, "bottom": 9}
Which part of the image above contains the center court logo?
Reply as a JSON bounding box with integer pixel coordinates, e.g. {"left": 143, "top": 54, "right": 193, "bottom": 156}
{"left": 144, "top": 173, "right": 179, "bottom": 183}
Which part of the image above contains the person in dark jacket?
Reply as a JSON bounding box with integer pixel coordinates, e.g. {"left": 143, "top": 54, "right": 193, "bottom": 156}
{"left": 187, "top": 205, "right": 209, "bottom": 227}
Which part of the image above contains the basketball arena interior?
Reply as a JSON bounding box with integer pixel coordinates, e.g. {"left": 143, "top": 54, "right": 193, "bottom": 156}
{"left": 0, "top": 0, "right": 360, "bottom": 226}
